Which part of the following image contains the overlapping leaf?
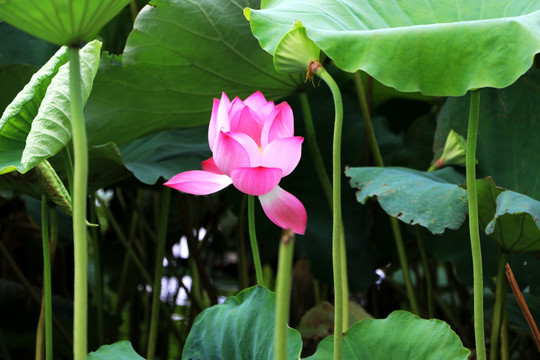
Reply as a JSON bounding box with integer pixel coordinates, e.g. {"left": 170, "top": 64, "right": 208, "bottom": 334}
{"left": 85, "top": 0, "right": 301, "bottom": 147}
{"left": 305, "top": 311, "right": 469, "bottom": 360}
{"left": 436, "top": 69, "right": 540, "bottom": 199}
{"left": 476, "top": 178, "right": 540, "bottom": 253}
{"left": 247, "top": 0, "right": 540, "bottom": 96}
{"left": 119, "top": 127, "right": 210, "bottom": 185}
{"left": 0, "top": 46, "right": 68, "bottom": 174}
{"left": 182, "top": 286, "right": 302, "bottom": 360}
{"left": 0, "top": 40, "right": 101, "bottom": 174}
{"left": 346, "top": 167, "right": 467, "bottom": 234}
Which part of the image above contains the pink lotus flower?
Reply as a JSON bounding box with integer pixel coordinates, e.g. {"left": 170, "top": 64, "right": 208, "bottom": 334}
{"left": 165, "top": 91, "right": 307, "bottom": 235}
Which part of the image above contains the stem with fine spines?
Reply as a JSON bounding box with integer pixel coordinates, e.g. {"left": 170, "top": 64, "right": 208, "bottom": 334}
{"left": 248, "top": 195, "right": 264, "bottom": 286}
{"left": 490, "top": 249, "right": 508, "bottom": 360}
{"left": 299, "top": 91, "right": 349, "bottom": 329}
{"left": 311, "top": 61, "right": 344, "bottom": 359}
{"left": 466, "top": 90, "right": 486, "bottom": 360}
{"left": 147, "top": 188, "right": 171, "bottom": 360}
{"left": 353, "top": 71, "right": 419, "bottom": 315}
{"left": 69, "top": 46, "right": 88, "bottom": 360}
{"left": 274, "top": 230, "right": 295, "bottom": 360}
{"left": 41, "top": 195, "right": 53, "bottom": 360}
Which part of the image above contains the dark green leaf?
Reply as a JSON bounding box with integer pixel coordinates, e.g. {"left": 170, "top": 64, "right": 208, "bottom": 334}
{"left": 119, "top": 127, "right": 210, "bottom": 185}
{"left": 436, "top": 69, "right": 540, "bottom": 199}
{"left": 305, "top": 310, "right": 469, "bottom": 360}
{"left": 247, "top": 0, "right": 540, "bottom": 96}
{"left": 0, "top": 22, "right": 58, "bottom": 65}
{"left": 346, "top": 167, "right": 467, "bottom": 234}
{"left": 182, "top": 286, "right": 302, "bottom": 360}
{"left": 85, "top": 0, "right": 301, "bottom": 147}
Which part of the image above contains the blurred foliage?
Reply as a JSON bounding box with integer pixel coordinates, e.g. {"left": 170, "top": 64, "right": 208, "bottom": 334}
{"left": 0, "top": 0, "right": 539, "bottom": 359}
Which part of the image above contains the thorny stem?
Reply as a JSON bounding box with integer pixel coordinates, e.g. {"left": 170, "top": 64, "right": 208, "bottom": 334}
{"left": 41, "top": 196, "right": 53, "bottom": 360}
{"left": 466, "top": 90, "right": 486, "bottom": 360}
{"left": 299, "top": 91, "right": 349, "bottom": 329}
{"left": 69, "top": 46, "right": 88, "bottom": 360}
{"left": 311, "top": 61, "right": 344, "bottom": 360}
{"left": 353, "top": 71, "right": 419, "bottom": 315}
{"left": 88, "top": 195, "right": 104, "bottom": 345}
{"left": 274, "top": 230, "right": 295, "bottom": 360}
{"left": 490, "top": 249, "right": 508, "bottom": 360}
{"left": 248, "top": 195, "right": 264, "bottom": 286}
{"left": 147, "top": 188, "right": 171, "bottom": 360}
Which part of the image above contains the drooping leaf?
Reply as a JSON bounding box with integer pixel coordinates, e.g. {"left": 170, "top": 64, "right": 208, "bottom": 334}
{"left": 436, "top": 69, "right": 540, "bottom": 200}
{"left": 0, "top": 0, "right": 131, "bottom": 46}
{"left": 182, "top": 286, "right": 302, "bottom": 360}
{"left": 85, "top": 0, "right": 302, "bottom": 147}
{"left": 0, "top": 40, "right": 101, "bottom": 174}
{"left": 0, "top": 46, "right": 68, "bottom": 174}
{"left": 119, "top": 126, "right": 210, "bottom": 185}
{"left": 22, "top": 40, "right": 101, "bottom": 171}
{"left": 305, "top": 310, "right": 470, "bottom": 360}
{"left": 346, "top": 167, "right": 467, "bottom": 234}
{"left": 88, "top": 341, "right": 145, "bottom": 360}
{"left": 486, "top": 189, "right": 540, "bottom": 253}
{"left": 247, "top": 0, "right": 540, "bottom": 96}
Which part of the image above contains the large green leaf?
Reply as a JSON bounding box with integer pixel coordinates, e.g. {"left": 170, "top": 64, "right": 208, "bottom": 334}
{"left": 0, "top": 41, "right": 101, "bottom": 174}
{"left": 436, "top": 69, "right": 540, "bottom": 200}
{"left": 182, "top": 286, "right": 302, "bottom": 360}
{"left": 247, "top": 0, "right": 540, "bottom": 96}
{"left": 0, "top": 0, "right": 130, "bottom": 46}
{"left": 305, "top": 310, "right": 469, "bottom": 360}
{"left": 88, "top": 341, "right": 144, "bottom": 360}
{"left": 346, "top": 167, "right": 467, "bottom": 234}
{"left": 85, "top": 0, "right": 301, "bottom": 147}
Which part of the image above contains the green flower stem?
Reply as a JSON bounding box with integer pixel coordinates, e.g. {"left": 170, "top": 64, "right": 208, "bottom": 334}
{"left": 353, "top": 71, "right": 419, "bottom": 315}
{"left": 299, "top": 91, "right": 332, "bottom": 207}
{"left": 500, "top": 294, "right": 509, "bottom": 360}
{"left": 69, "top": 46, "right": 88, "bottom": 360}
{"left": 415, "top": 226, "right": 434, "bottom": 318}
{"left": 490, "top": 249, "right": 508, "bottom": 360}
{"left": 466, "top": 90, "right": 486, "bottom": 360}
{"left": 353, "top": 72, "right": 383, "bottom": 166}
{"left": 0, "top": 327, "right": 11, "bottom": 360}
{"left": 41, "top": 196, "right": 53, "bottom": 360}
{"left": 237, "top": 196, "right": 249, "bottom": 289}
{"left": 299, "top": 91, "right": 349, "bottom": 329}
{"left": 147, "top": 188, "right": 171, "bottom": 360}
{"left": 248, "top": 195, "right": 264, "bottom": 286}
{"left": 312, "top": 62, "right": 344, "bottom": 359}
{"left": 96, "top": 196, "right": 152, "bottom": 284}
{"left": 88, "top": 195, "right": 104, "bottom": 345}
{"left": 0, "top": 241, "right": 71, "bottom": 346}
{"left": 274, "top": 230, "right": 295, "bottom": 360}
